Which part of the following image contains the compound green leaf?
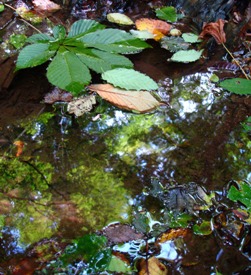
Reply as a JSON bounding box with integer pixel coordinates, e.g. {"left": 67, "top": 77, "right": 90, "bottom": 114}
{"left": 170, "top": 49, "right": 203, "bottom": 63}
{"left": 53, "top": 25, "right": 66, "bottom": 39}
{"left": 26, "top": 33, "right": 54, "bottom": 43}
{"left": 67, "top": 19, "right": 105, "bottom": 38}
{"left": 81, "top": 29, "right": 150, "bottom": 53}
{"left": 47, "top": 50, "right": 91, "bottom": 95}
{"left": 81, "top": 28, "right": 135, "bottom": 44}
{"left": 76, "top": 48, "right": 112, "bottom": 73}
{"left": 155, "top": 6, "right": 177, "bottom": 22}
{"left": 92, "top": 49, "right": 133, "bottom": 69}
{"left": 102, "top": 68, "right": 158, "bottom": 90}
{"left": 16, "top": 43, "right": 56, "bottom": 70}
{"left": 219, "top": 78, "right": 251, "bottom": 95}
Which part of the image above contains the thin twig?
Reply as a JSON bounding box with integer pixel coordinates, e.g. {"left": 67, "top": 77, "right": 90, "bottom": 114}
{"left": 5, "top": 3, "right": 42, "bottom": 33}
{"left": 222, "top": 43, "right": 250, "bottom": 80}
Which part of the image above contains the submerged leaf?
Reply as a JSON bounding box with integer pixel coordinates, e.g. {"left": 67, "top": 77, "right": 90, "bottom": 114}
{"left": 13, "top": 140, "right": 25, "bottom": 157}
{"left": 88, "top": 84, "right": 160, "bottom": 113}
{"left": 135, "top": 18, "right": 172, "bottom": 41}
{"left": 138, "top": 257, "right": 168, "bottom": 275}
{"left": 169, "top": 49, "right": 203, "bottom": 63}
{"left": 107, "top": 13, "right": 134, "bottom": 25}
{"left": 101, "top": 68, "right": 158, "bottom": 90}
{"left": 219, "top": 78, "right": 251, "bottom": 94}
{"left": 161, "top": 36, "right": 189, "bottom": 52}
{"left": 102, "top": 223, "right": 143, "bottom": 244}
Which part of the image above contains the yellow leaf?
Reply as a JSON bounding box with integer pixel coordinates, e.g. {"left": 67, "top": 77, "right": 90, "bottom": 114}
{"left": 135, "top": 18, "right": 172, "bottom": 41}
{"left": 138, "top": 257, "right": 168, "bottom": 275}
{"left": 107, "top": 13, "right": 134, "bottom": 25}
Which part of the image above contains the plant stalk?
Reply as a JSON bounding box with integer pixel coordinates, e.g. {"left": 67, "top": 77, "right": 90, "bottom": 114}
{"left": 222, "top": 43, "right": 250, "bottom": 80}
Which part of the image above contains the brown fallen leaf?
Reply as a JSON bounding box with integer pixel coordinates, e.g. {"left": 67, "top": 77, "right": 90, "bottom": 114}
{"left": 13, "top": 140, "right": 25, "bottom": 157}
{"left": 44, "top": 87, "right": 73, "bottom": 104}
{"left": 88, "top": 84, "right": 161, "bottom": 113}
{"left": 101, "top": 223, "right": 144, "bottom": 244}
{"left": 135, "top": 18, "right": 172, "bottom": 41}
{"left": 32, "top": 0, "right": 60, "bottom": 14}
{"left": 199, "top": 19, "right": 226, "bottom": 44}
{"left": 138, "top": 257, "right": 168, "bottom": 275}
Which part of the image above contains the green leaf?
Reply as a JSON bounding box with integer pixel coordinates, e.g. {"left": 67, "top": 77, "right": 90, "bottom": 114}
{"left": 16, "top": 43, "right": 56, "bottom": 70}
{"left": 107, "top": 13, "right": 134, "bottom": 25}
{"left": 9, "top": 34, "right": 27, "bottom": 49}
{"left": 155, "top": 6, "right": 177, "bottom": 22}
{"left": 102, "top": 68, "right": 158, "bottom": 90}
{"left": 130, "top": 30, "right": 155, "bottom": 40}
{"left": 227, "top": 181, "right": 251, "bottom": 211}
{"left": 108, "top": 255, "right": 132, "bottom": 273}
{"left": 47, "top": 50, "right": 91, "bottom": 95}
{"left": 170, "top": 49, "right": 203, "bottom": 63}
{"left": 26, "top": 33, "right": 55, "bottom": 43}
{"left": 193, "top": 221, "right": 212, "bottom": 235}
{"left": 81, "top": 29, "right": 150, "bottom": 53}
{"left": 92, "top": 49, "right": 133, "bottom": 69}
{"left": 89, "top": 249, "right": 112, "bottom": 271}
{"left": 182, "top": 33, "right": 201, "bottom": 43}
{"left": 67, "top": 19, "right": 105, "bottom": 38}
{"left": 53, "top": 25, "right": 66, "bottom": 39}
{"left": 219, "top": 78, "right": 251, "bottom": 95}
{"left": 210, "top": 74, "right": 219, "bottom": 83}
{"left": 76, "top": 48, "right": 113, "bottom": 73}
{"left": 81, "top": 28, "right": 134, "bottom": 44}
{"left": 0, "top": 4, "right": 4, "bottom": 12}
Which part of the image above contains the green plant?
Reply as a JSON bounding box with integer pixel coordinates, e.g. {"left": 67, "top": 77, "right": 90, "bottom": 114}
{"left": 16, "top": 20, "right": 153, "bottom": 95}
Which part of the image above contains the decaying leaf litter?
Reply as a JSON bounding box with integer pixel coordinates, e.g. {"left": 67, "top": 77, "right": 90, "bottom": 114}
{"left": 0, "top": 0, "right": 251, "bottom": 274}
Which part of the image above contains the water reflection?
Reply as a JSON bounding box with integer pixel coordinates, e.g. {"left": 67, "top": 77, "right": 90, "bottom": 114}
{"left": 0, "top": 72, "right": 250, "bottom": 255}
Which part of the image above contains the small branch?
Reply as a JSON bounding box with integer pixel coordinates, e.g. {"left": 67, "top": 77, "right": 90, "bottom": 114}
{"left": 20, "top": 18, "right": 42, "bottom": 33}
{"left": 222, "top": 43, "right": 250, "bottom": 80}
{"left": 5, "top": 3, "right": 42, "bottom": 33}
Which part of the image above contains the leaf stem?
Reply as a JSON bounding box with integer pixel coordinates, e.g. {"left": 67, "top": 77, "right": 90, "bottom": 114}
{"left": 222, "top": 42, "right": 250, "bottom": 80}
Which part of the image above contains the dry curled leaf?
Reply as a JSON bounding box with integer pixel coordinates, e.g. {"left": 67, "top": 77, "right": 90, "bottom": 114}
{"left": 199, "top": 19, "right": 226, "bottom": 44}
{"left": 67, "top": 94, "right": 96, "bottom": 117}
{"left": 14, "top": 140, "right": 24, "bottom": 157}
{"left": 138, "top": 257, "right": 168, "bottom": 275}
{"left": 88, "top": 84, "right": 161, "bottom": 113}
{"left": 135, "top": 18, "right": 171, "bottom": 41}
